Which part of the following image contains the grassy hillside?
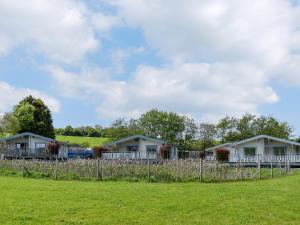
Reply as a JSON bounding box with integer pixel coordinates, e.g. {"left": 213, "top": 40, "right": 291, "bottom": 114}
{"left": 0, "top": 173, "right": 300, "bottom": 224}
{"left": 56, "top": 135, "right": 113, "bottom": 147}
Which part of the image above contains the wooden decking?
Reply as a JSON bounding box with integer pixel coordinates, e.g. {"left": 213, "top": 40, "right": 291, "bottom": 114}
{"left": 0, "top": 148, "right": 66, "bottom": 159}
{"left": 206, "top": 154, "right": 300, "bottom": 163}
{"left": 102, "top": 152, "right": 158, "bottom": 160}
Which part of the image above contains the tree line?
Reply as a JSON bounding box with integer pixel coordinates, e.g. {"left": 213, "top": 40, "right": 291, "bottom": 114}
{"left": 0, "top": 96, "right": 294, "bottom": 151}
{"left": 55, "top": 109, "right": 293, "bottom": 151}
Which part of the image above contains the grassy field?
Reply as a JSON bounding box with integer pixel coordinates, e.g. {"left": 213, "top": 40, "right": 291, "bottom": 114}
{"left": 56, "top": 135, "right": 113, "bottom": 147}
{"left": 0, "top": 173, "right": 300, "bottom": 225}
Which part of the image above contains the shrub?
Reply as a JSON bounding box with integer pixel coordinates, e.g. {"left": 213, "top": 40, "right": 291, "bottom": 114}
{"left": 47, "top": 141, "right": 60, "bottom": 156}
{"left": 215, "top": 148, "right": 230, "bottom": 162}
{"left": 199, "top": 151, "right": 206, "bottom": 159}
{"left": 92, "top": 146, "right": 108, "bottom": 158}
{"left": 160, "top": 145, "right": 171, "bottom": 159}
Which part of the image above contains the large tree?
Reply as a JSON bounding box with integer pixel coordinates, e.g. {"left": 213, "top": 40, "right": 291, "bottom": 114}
{"left": 139, "top": 109, "right": 185, "bottom": 144}
{"left": 216, "top": 114, "right": 293, "bottom": 143}
{"left": 13, "top": 96, "right": 55, "bottom": 139}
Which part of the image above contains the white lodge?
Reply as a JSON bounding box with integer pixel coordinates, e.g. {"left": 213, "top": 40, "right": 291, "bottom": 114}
{"left": 205, "top": 135, "right": 300, "bottom": 163}
{"left": 0, "top": 132, "right": 68, "bottom": 159}
{"left": 104, "top": 135, "right": 178, "bottom": 160}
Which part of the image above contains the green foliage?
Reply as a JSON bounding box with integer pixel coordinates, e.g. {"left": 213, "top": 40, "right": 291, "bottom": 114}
{"left": 199, "top": 123, "right": 217, "bottom": 151}
{"left": 216, "top": 114, "right": 293, "bottom": 144}
{"left": 55, "top": 125, "right": 103, "bottom": 137}
{"left": 13, "top": 95, "right": 55, "bottom": 138}
{"left": 139, "top": 109, "right": 185, "bottom": 144}
{"left": 0, "top": 112, "right": 20, "bottom": 135}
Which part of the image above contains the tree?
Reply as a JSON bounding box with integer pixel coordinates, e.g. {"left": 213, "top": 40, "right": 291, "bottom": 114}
{"left": 198, "top": 123, "right": 217, "bottom": 151}
{"left": 63, "top": 125, "right": 74, "bottom": 136}
{"left": 253, "top": 116, "right": 292, "bottom": 139}
{"left": 0, "top": 112, "right": 20, "bottom": 135}
{"left": 13, "top": 96, "right": 55, "bottom": 138}
{"left": 139, "top": 109, "right": 185, "bottom": 144}
{"left": 181, "top": 116, "right": 199, "bottom": 150}
{"left": 236, "top": 113, "right": 256, "bottom": 140}
{"left": 216, "top": 116, "right": 238, "bottom": 143}
{"left": 216, "top": 114, "right": 293, "bottom": 144}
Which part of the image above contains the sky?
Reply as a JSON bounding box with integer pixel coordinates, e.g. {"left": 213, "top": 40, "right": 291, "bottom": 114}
{"left": 1, "top": 0, "right": 300, "bottom": 135}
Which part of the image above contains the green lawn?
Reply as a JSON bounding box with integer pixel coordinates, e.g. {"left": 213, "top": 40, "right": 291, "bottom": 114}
{"left": 56, "top": 135, "right": 113, "bottom": 147}
{"left": 0, "top": 174, "right": 300, "bottom": 225}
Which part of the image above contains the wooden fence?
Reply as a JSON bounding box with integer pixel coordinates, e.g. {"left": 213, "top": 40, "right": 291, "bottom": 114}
{"left": 0, "top": 159, "right": 294, "bottom": 183}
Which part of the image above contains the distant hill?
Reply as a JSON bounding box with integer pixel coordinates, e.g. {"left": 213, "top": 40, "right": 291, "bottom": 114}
{"left": 56, "top": 135, "right": 113, "bottom": 148}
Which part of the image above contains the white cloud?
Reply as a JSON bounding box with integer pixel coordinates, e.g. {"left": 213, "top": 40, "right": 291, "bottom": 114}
{"left": 111, "top": 0, "right": 300, "bottom": 68}
{"left": 91, "top": 13, "right": 120, "bottom": 32}
{"left": 0, "top": 0, "right": 119, "bottom": 64}
{"left": 0, "top": 81, "right": 61, "bottom": 113}
{"left": 47, "top": 62, "right": 278, "bottom": 122}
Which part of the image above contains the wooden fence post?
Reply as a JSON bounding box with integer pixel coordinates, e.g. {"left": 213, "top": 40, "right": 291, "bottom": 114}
{"left": 198, "top": 158, "right": 203, "bottom": 183}
{"left": 55, "top": 157, "right": 58, "bottom": 180}
{"left": 147, "top": 152, "right": 150, "bottom": 182}
{"left": 22, "top": 157, "right": 25, "bottom": 177}
{"left": 279, "top": 160, "right": 282, "bottom": 175}
{"left": 270, "top": 159, "right": 273, "bottom": 178}
{"left": 258, "top": 159, "right": 261, "bottom": 180}
{"left": 240, "top": 158, "right": 243, "bottom": 181}
{"left": 96, "top": 157, "right": 102, "bottom": 181}
{"left": 285, "top": 160, "right": 288, "bottom": 174}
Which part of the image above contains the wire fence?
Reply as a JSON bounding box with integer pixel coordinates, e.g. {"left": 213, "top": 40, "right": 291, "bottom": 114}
{"left": 0, "top": 159, "right": 295, "bottom": 183}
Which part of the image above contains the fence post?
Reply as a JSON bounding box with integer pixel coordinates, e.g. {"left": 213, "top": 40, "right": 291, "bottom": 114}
{"left": 270, "top": 159, "right": 273, "bottom": 178}
{"left": 285, "top": 160, "right": 288, "bottom": 174}
{"left": 22, "top": 157, "right": 25, "bottom": 177}
{"left": 239, "top": 158, "right": 243, "bottom": 181}
{"left": 198, "top": 158, "right": 203, "bottom": 183}
{"left": 258, "top": 159, "right": 261, "bottom": 180}
{"left": 96, "top": 157, "right": 102, "bottom": 181}
{"left": 147, "top": 152, "right": 150, "bottom": 182}
{"left": 55, "top": 156, "right": 58, "bottom": 180}
{"left": 279, "top": 160, "right": 282, "bottom": 175}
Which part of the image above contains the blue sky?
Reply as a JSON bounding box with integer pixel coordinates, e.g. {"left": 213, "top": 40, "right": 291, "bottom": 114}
{"left": 1, "top": 0, "right": 300, "bottom": 136}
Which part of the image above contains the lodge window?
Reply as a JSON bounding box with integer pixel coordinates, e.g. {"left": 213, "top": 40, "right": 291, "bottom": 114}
{"left": 146, "top": 145, "right": 158, "bottom": 153}
{"left": 244, "top": 147, "right": 256, "bottom": 156}
{"left": 127, "top": 145, "right": 138, "bottom": 152}
{"left": 296, "top": 146, "right": 300, "bottom": 154}
{"left": 16, "top": 143, "right": 27, "bottom": 149}
{"left": 35, "top": 143, "right": 46, "bottom": 149}
{"left": 273, "top": 147, "right": 287, "bottom": 155}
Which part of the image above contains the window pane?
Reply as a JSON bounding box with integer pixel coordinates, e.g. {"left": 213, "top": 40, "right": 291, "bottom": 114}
{"left": 36, "top": 143, "right": 46, "bottom": 149}
{"left": 127, "top": 145, "right": 138, "bottom": 152}
{"left": 273, "top": 147, "right": 286, "bottom": 155}
{"left": 244, "top": 148, "right": 256, "bottom": 156}
{"left": 146, "top": 145, "right": 158, "bottom": 152}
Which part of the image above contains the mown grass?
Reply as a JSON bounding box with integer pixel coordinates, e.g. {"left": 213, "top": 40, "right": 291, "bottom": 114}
{"left": 0, "top": 172, "right": 300, "bottom": 225}
{"left": 56, "top": 135, "right": 113, "bottom": 147}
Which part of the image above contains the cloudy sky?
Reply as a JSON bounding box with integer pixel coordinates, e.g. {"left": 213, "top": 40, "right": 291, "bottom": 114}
{"left": 1, "top": 0, "right": 300, "bottom": 132}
